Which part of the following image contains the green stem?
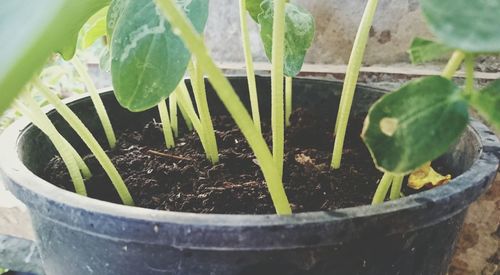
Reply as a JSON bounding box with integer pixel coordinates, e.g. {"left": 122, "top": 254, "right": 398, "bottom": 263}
{"left": 169, "top": 93, "right": 179, "bottom": 137}
{"left": 154, "top": 0, "right": 291, "bottom": 215}
{"left": 158, "top": 100, "right": 175, "bottom": 148}
{"left": 285, "top": 76, "right": 292, "bottom": 127}
{"left": 441, "top": 50, "right": 465, "bottom": 79}
{"left": 19, "top": 94, "right": 91, "bottom": 179}
{"left": 175, "top": 81, "right": 210, "bottom": 155}
{"left": 71, "top": 57, "right": 116, "bottom": 149}
{"left": 62, "top": 138, "right": 92, "bottom": 179}
{"left": 331, "top": 0, "right": 379, "bottom": 169}
{"left": 239, "top": 0, "right": 262, "bottom": 134}
{"left": 15, "top": 98, "right": 87, "bottom": 195}
{"left": 34, "top": 79, "right": 134, "bottom": 206}
{"left": 177, "top": 93, "right": 194, "bottom": 131}
{"left": 389, "top": 175, "right": 404, "bottom": 200}
{"left": 271, "top": 0, "right": 287, "bottom": 177}
{"left": 372, "top": 173, "right": 393, "bottom": 205}
{"left": 188, "top": 60, "right": 219, "bottom": 163}
{"left": 464, "top": 54, "right": 475, "bottom": 97}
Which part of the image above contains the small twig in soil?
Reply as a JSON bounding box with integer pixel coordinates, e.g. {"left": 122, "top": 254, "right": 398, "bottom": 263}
{"left": 147, "top": 150, "right": 194, "bottom": 161}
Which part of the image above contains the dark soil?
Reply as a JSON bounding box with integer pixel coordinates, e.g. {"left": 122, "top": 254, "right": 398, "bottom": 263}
{"left": 44, "top": 108, "right": 416, "bottom": 214}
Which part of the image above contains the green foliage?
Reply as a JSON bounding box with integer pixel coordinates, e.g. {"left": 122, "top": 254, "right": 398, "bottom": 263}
{"left": 108, "top": 0, "right": 208, "bottom": 112}
{"left": 362, "top": 76, "right": 469, "bottom": 174}
{"left": 469, "top": 80, "right": 500, "bottom": 130}
{"left": 408, "top": 37, "right": 452, "bottom": 64}
{"left": 0, "top": 0, "right": 110, "bottom": 116}
{"left": 257, "top": 0, "right": 315, "bottom": 77}
{"left": 421, "top": 0, "right": 500, "bottom": 53}
{"left": 245, "top": 0, "right": 265, "bottom": 22}
{"left": 81, "top": 6, "right": 109, "bottom": 49}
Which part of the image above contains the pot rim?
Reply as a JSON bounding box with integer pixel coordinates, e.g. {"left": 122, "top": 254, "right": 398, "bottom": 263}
{"left": 1, "top": 76, "right": 499, "bottom": 242}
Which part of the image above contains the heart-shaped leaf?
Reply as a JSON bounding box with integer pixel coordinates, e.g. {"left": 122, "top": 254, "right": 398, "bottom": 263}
{"left": 0, "top": 0, "right": 110, "bottom": 115}
{"left": 469, "top": 80, "right": 500, "bottom": 130}
{"left": 109, "top": 0, "right": 208, "bottom": 112}
{"left": 408, "top": 37, "right": 453, "bottom": 64}
{"left": 362, "top": 76, "right": 469, "bottom": 174}
{"left": 258, "top": 0, "right": 315, "bottom": 77}
{"left": 421, "top": 0, "right": 500, "bottom": 53}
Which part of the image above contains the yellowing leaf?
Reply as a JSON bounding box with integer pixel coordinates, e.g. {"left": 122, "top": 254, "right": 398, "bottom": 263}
{"left": 408, "top": 162, "right": 451, "bottom": 190}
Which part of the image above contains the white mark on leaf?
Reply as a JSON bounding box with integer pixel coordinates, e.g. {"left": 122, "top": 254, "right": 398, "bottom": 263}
{"left": 380, "top": 117, "right": 399, "bottom": 136}
{"left": 119, "top": 5, "right": 167, "bottom": 62}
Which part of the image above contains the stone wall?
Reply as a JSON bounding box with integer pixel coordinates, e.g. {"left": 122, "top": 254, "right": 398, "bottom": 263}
{"left": 205, "top": 0, "right": 434, "bottom": 65}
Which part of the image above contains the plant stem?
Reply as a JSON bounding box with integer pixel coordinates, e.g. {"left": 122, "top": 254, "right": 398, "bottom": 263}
{"left": 389, "top": 175, "right": 404, "bottom": 200}
{"left": 158, "top": 100, "right": 175, "bottom": 148}
{"left": 285, "top": 76, "right": 292, "bottom": 127}
{"left": 441, "top": 50, "right": 465, "bottom": 79}
{"left": 169, "top": 93, "right": 179, "bottom": 137}
{"left": 188, "top": 60, "right": 219, "bottom": 163}
{"left": 61, "top": 138, "right": 92, "bottom": 179}
{"left": 34, "top": 79, "right": 134, "bottom": 206}
{"left": 19, "top": 94, "right": 91, "bottom": 179}
{"left": 372, "top": 173, "right": 393, "bottom": 205}
{"left": 175, "top": 81, "right": 210, "bottom": 155}
{"left": 271, "top": 0, "right": 287, "bottom": 177}
{"left": 239, "top": 0, "right": 262, "bottom": 134}
{"left": 154, "top": 0, "right": 291, "bottom": 215}
{"left": 14, "top": 98, "right": 87, "bottom": 195}
{"left": 177, "top": 94, "right": 194, "bottom": 131}
{"left": 331, "top": 0, "right": 379, "bottom": 169}
{"left": 464, "top": 54, "right": 475, "bottom": 97}
{"left": 71, "top": 57, "right": 116, "bottom": 149}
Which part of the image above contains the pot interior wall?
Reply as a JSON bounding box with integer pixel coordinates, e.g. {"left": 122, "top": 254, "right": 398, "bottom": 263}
{"left": 18, "top": 76, "right": 479, "bottom": 188}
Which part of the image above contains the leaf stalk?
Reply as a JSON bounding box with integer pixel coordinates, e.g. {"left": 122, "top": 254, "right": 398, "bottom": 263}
{"left": 331, "top": 0, "right": 379, "bottom": 169}
{"left": 34, "top": 79, "right": 134, "bottom": 206}
{"left": 154, "top": 0, "right": 291, "bottom": 215}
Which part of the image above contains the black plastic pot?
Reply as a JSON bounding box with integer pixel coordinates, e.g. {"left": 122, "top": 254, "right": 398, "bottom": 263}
{"left": 1, "top": 76, "right": 499, "bottom": 275}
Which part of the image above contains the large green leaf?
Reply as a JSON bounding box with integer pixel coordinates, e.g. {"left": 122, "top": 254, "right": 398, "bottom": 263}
{"left": 258, "top": 0, "right": 315, "bottom": 77}
{"left": 362, "top": 76, "right": 469, "bottom": 174}
{"left": 421, "top": 0, "right": 500, "bottom": 53}
{"left": 0, "top": 0, "right": 110, "bottom": 116}
{"left": 109, "top": 0, "right": 208, "bottom": 112}
{"left": 469, "top": 80, "right": 500, "bottom": 130}
{"left": 408, "top": 37, "right": 453, "bottom": 64}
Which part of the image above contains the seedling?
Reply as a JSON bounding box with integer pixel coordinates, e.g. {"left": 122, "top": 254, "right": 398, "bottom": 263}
{"left": 14, "top": 93, "right": 89, "bottom": 195}
{"left": 363, "top": 0, "right": 500, "bottom": 171}
{"left": 2, "top": 0, "right": 499, "bottom": 216}
{"left": 331, "top": 0, "right": 379, "bottom": 169}
{"left": 239, "top": 0, "right": 262, "bottom": 134}
{"left": 71, "top": 57, "right": 117, "bottom": 149}
{"left": 363, "top": 0, "right": 500, "bottom": 202}
{"left": 33, "top": 79, "right": 134, "bottom": 206}
{"left": 250, "top": 0, "right": 315, "bottom": 140}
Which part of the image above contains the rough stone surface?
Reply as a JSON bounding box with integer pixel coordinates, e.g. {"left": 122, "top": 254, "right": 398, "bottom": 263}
{"left": 205, "top": 0, "right": 435, "bottom": 65}
{"left": 449, "top": 173, "right": 500, "bottom": 275}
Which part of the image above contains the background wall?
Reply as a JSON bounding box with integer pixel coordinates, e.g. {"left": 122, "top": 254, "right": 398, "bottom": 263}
{"left": 205, "top": 0, "right": 434, "bottom": 65}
